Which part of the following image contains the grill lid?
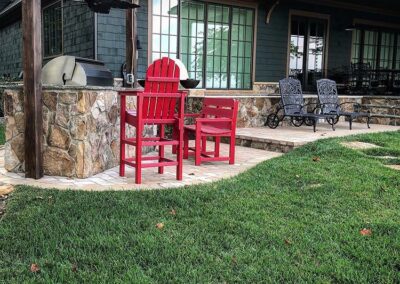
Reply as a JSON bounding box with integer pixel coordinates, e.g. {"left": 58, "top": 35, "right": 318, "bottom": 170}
{"left": 42, "top": 56, "right": 114, "bottom": 87}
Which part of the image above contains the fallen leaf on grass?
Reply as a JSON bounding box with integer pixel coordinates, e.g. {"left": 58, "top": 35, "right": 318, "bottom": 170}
{"left": 284, "top": 239, "right": 292, "bottom": 245}
{"left": 312, "top": 156, "right": 321, "bottom": 162}
{"left": 169, "top": 209, "right": 176, "bottom": 216}
{"left": 30, "top": 263, "right": 40, "bottom": 273}
{"left": 71, "top": 263, "right": 78, "bottom": 272}
{"left": 360, "top": 228, "right": 372, "bottom": 236}
{"left": 231, "top": 256, "right": 238, "bottom": 265}
{"left": 156, "top": 223, "right": 165, "bottom": 230}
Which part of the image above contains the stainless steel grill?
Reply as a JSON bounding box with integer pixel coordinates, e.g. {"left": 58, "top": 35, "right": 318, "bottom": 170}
{"left": 42, "top": 56, "right": 114, "bottom": 87}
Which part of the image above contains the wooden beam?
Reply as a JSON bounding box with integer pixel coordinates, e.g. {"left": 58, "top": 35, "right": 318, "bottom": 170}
{"left": 126, "top": 0, "right": 138, "bottom": 87}
{"left": 22, "top": 0, "right": 43, "bottom": 179}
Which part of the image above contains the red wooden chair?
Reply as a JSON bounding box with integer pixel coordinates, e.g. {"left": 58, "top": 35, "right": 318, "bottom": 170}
{"left": 119, "top": 57, "right": 187, "bottom": 184}
{"left": 183, "top": 98, "right": 239, "bottom": 166}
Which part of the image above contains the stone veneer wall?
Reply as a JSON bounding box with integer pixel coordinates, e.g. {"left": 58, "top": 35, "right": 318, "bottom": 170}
{"left": 3, "top": 87, "right": 152, "bottom": 178}
{"left": 186, "top": 95, "right": 363, "bottom": 128}
{"left": 360, "top": 97, "right": 400, "bottom": 126}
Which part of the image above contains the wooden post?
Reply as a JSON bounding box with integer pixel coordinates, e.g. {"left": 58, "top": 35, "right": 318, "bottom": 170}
{"left": 126, "top": 0, "right": 138, "bottom": 87}
{"left": 22, "top": 0, "right": 43, "bottom": 179}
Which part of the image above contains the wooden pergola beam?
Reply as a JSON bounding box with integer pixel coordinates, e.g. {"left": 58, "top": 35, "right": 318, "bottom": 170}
{"left": 126, "top": 0, "right": 139, "bottom": 87}
{"left": 22, "top": 0, "right": 43, "bottom": 179}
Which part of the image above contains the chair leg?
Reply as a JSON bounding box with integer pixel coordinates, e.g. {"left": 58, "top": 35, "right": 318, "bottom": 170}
{"left": 313, "top": 119, "right": 317, "bottom": 132}
{"left": 135, "top": 126, "right": 143, "bottom": 184}
{"left": 367, "top": 116, "right": 371, "bottom": 128}
{"left": 158, "top": 125, "right": 165, "bottom": 174}
{"left": 229, "top": 136, "right": 235, "bottom": 165}
{"left": 195, "top": 133, "right": 202, "bottom": 166}
{"left": 176, "top": 126, "right": 183, "bottom": 181}
{"left": 183, "top": 130, "right": 189, "bottom": 159}
{"left": 119, "top": 124, "right": 125, "bottom": 177}
{"left": 119, "top": 141, "right": 125, "bottom": 177}
{"left": 215, "top": 137, "right": 220, "bottom": 158}
{"left": 172, "top": 126, "right": 177, "bottom": 154}
{"left": 349, "top": 117, "right": 353, "bottom": 130}
{"left": 202, "top": 136, "right": 207, "bottom": 155}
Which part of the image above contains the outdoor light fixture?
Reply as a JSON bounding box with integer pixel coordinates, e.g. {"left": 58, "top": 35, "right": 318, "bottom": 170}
{"left": 345, "top": 26, "right": 356, "bottom": 31}
{"left": 84, "top": 0, "right": 140, "bottom": 14}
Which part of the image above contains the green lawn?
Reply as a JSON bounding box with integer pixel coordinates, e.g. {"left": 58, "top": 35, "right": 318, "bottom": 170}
{"left": 1, "top": 132, "right": 399, "bottom": 283}
{"left": 0, "top": 123, "right": 4, "bottom": 145}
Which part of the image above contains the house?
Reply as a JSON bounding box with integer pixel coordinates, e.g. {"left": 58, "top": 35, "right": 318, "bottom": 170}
{"left": 1, "top": 0, "right": 400, "bottom": 94}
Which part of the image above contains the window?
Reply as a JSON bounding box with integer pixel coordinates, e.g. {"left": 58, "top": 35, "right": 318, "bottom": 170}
{"left": 43, "top": 1, "right": 63, "bottom": 58}
{"left": 151, "top": 0, "right": 255, "bottom": 89}
{"left": 289, "top": 16, "right": 327, "bottom": 90}
{"left": 180, "top": 1, "right": 205, "bottom": 87}
{"left": 351, "top": 28, "right": 400, "bottom": 70}
{"left": 151, "top": 0, "right": 178, "bottom": 61}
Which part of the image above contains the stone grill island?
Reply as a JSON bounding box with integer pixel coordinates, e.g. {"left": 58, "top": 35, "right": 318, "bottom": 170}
{"left": 2, "top": 85, "right": 148, "bottom": 178}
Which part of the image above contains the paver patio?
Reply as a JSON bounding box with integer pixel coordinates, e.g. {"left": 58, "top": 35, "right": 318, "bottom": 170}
{"left": 0, "top": 143, "right": 282, "bottom": 191}
{"left": 1, "top": 122, "right": 398, "bottom": 191}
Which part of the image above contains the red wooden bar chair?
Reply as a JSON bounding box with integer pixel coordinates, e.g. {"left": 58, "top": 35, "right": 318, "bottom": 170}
{"left": 119, "top": 57, "right": 187, "bottom": 184}
{"left": 183, "top": 98, "right": 239, "bottom": 166}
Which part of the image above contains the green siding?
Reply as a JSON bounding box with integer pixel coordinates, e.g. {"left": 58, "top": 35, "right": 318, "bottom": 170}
{"left": 255, "top": 2, "right": 289, "bottom": 82}
{"left": 97, "top": 0, "right": 148, "bottom": 78}
{"left": 255, "top": 1, "right": 400, "bottom": 83}
{"left": 63, "top": 1, "right": 95, "bottom": 59}
{"left": 0, "top": 21, "right": 22, "bottom": 78}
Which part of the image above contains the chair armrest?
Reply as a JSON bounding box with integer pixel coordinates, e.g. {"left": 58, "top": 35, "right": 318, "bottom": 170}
{"left": 119, "top": 90, "right": 143, "bottom": 96}
{"left": 196, "top": 118, "right": 232, "bottom": 123}
{"left": 302, "top": 102, "right": 320, "bottom": 113}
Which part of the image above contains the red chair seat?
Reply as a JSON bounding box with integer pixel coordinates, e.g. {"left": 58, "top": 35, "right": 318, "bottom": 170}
{"left": 184, "top": 124, "right": 231, "bottom": 135}
{"left": 126, "top": 110, "right": 137, "bottom": 116}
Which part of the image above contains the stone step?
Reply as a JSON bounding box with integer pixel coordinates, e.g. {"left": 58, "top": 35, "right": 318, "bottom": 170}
{"left": 235, "top": 135, "right": 298, "bottom": 153}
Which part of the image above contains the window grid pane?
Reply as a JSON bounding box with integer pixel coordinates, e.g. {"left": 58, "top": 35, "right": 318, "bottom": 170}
{"left": 230, "top": 8, "right": 254, "bottom": 89}
{"left": 396, "top": 34, "right": 400, "bottom": 69}
{"left": 150, "top": 0, "right": 255, "bottom": 90}
{"left": 351, "top": 29, "right": 399, "bottom": 70}
{"left": 180, "top": 0, "right": 205, "bottom": 88}
{"left": 206, "top": 4, "right": 230, "bottom": 89}
{"left": 43, "top": 2, "right": 62, "bottom": 58}
{"left": 152, "top": 0, "right": 178, "bottom": 61}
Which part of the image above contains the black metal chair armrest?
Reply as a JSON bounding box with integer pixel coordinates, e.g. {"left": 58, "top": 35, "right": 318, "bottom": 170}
{"left": 302, "top": 102, "right": 321, "bottom": 113}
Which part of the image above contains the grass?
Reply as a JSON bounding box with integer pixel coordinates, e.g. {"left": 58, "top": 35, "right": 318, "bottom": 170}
{"left": 0, "top": 131, "right": 399, "bottom": 283}
{"left": 0, "top": 123, "right": 4, "bottom": 145}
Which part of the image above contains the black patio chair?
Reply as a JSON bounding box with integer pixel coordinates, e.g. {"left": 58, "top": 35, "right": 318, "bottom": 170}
{"left": 317, "top": 79, "right": 371, "bottom": 130}
{"left": 265, "top": 78, "right": 337, "bottom": 132}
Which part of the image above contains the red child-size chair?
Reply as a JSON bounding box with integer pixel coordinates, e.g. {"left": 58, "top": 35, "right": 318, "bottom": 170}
{"left": 183, "top": 98, "right": 239, "bottom": 166}
{"left": 119, "top": 58, "right": 187, "bottom": 184}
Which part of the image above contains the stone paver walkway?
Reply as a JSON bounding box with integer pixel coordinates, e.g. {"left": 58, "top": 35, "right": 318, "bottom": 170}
{"left": 0, "top": 143, "right": 282, "bottom": 191}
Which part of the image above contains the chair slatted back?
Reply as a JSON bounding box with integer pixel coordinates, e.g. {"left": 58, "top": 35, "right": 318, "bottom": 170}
{"left": 279, "top": 78, "right": 304, "bottom": 115}
{"left": 142, "top": 57, "right": 180, "bottom": 119}
{"left": 317, "top": 79, "right": 339, "bottom": 114}
{"left": 201, "top": 98, "right": 239, "bottom": 129}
